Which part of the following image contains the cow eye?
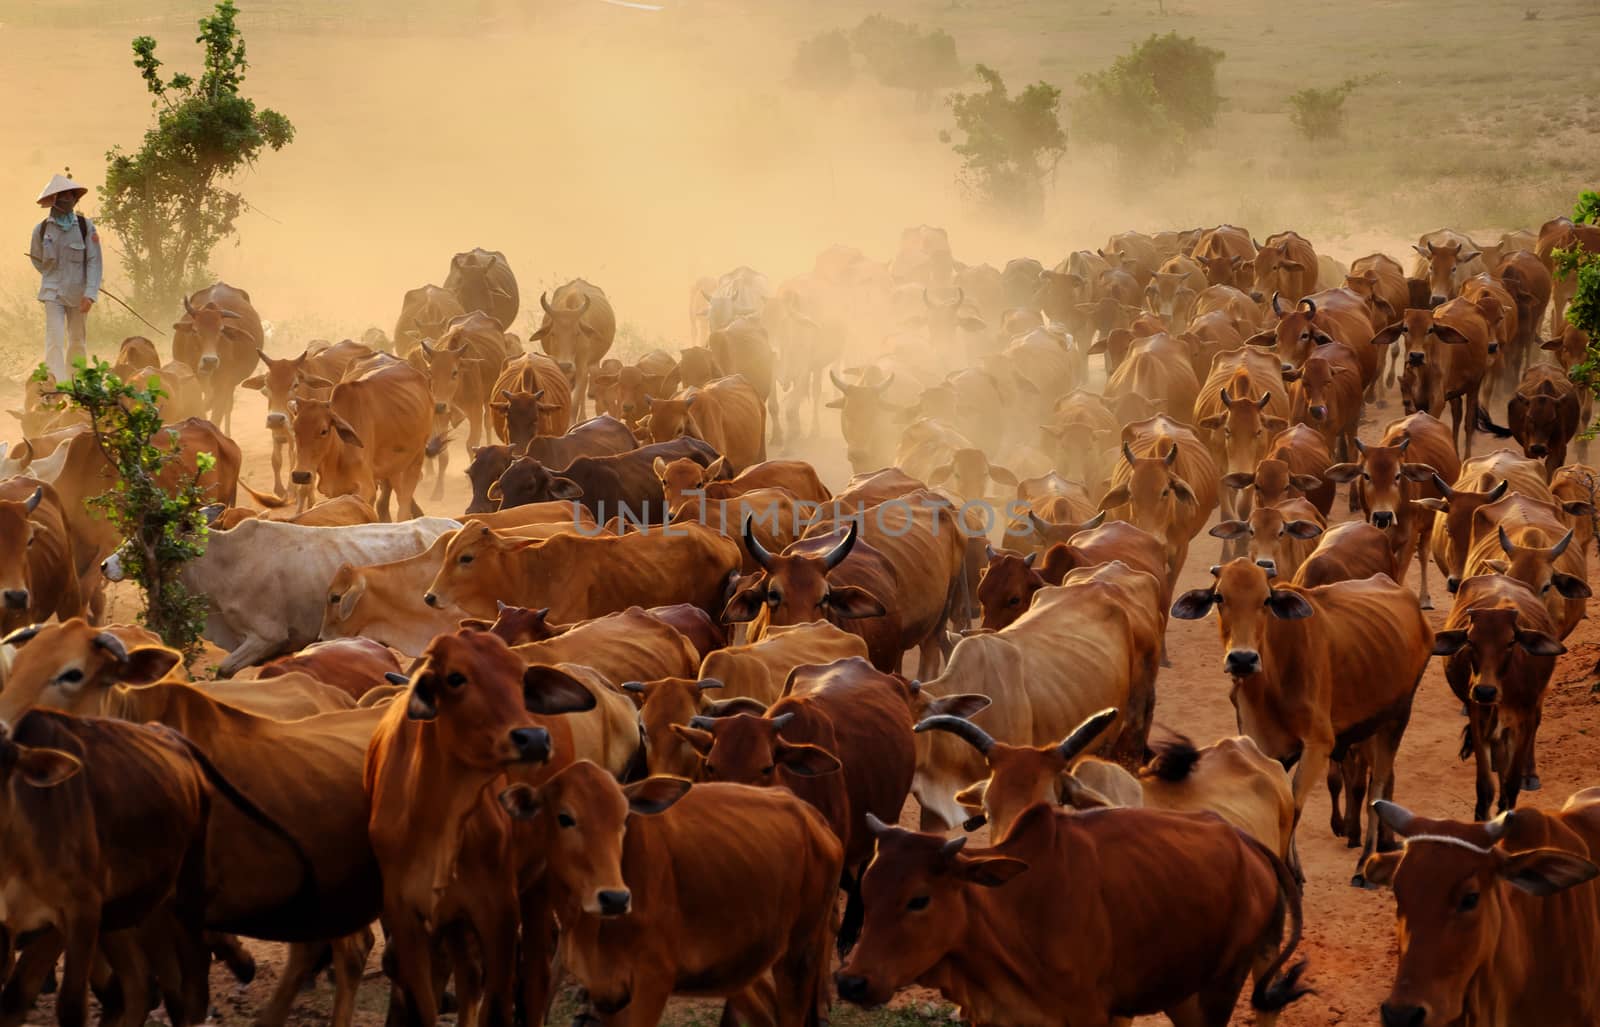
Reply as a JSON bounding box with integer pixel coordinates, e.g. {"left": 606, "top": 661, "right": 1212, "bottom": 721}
{"left": 761, "top": 765, "right": 775, "bottom": 776}
{"left": 445, "top": 672, "right": 466, "bottom": 689}
{"left": 1458, "top": 891, "right": 1479, "bottom": 913}
{"left": 459, "top": 554, "right": 474, "bottom": 565}
{"left": 1361, "top": 472, "right": 1371, "bottom": 481}
{"left": 56, "top": 668, "right": 84, "bottom": 685}
{"left": 320, "top": 428, "right": 329, "bottom": 436}
{"left": 703, "top": 763, "right": 717, "bottom": 779}
{"left": 328, "top": 593, "right": 341, "bottom": 605}
{"left": 1161, "top": 487, "right": 1171, "bottom": 497}
{"left": 767, "top": 591, "right": 781, "bottom": 606}
{"left": 1007, "top": 596, "right": 1021, "bottom": 606}
{"left": 906, "top": 895, "right": 930, "bottom": 912}
{"left": 557, "top": 812, "right": 576, "bottom": 828}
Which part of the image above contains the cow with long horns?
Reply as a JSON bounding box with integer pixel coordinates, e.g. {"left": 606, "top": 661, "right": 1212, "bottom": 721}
{"left": 532, "top": 279, "right": 616, "bottom": 422}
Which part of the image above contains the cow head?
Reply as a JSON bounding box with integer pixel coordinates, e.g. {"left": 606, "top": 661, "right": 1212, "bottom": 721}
{"left": 915, "top": 708, "right": 1119, "bottom": 837}
{"left": 722, "top": 520, "right": 886, "bottom": 627}
{"left": 0, "top": 619, "right": 181, "bottom": 723}
{"left": 1075, "top": 296, "right": 1143, "bottom": 342}
{"left": 488, "top": 388, "right": 560, "bottom": 448}
{"left": 418, "top": 332, "right": 491, "bottom": 419}
{"left": 1267, "top": 295, "right": 1334, "bottom": 366}
{"left": 498, "top": 760, "right": 690, "bottom": 918}
{"left": 0, "top": 721, "right": 82, "bottom": 797}
{"left": 826, "top": 370, "right": 903, "bottom": 473}
{"left": 1247, "top": 244, "right": 1307, "bottom": 305}
{"left": 1098, "top": 439, "right": 1196, "bottom": 549}
{"left": 834, "top": 813, "right": 1030, "bottom": 1008}
{"left": 1481, "top": 526, "right": 1591, "bottom": 603}
{"left": 1541, "top": 325, "right": 1590, "bottom": 368}
{"left": 921, "top": 288, "right": 986, "bottom": 349}
{"left": 1431, "top": 596, "right": 1564, "bottom": 706}
{"left": 1413, "top": 475, "right": 1510, "bottom": 590}
{"left": 173, "top": 294, "right": 248, "bottom": 376}
{"left": 449, "top": 250, "right": 511, "bottom": 315}
{"left": 1170, "top": 557, "right": 1314, "bottom": 678}
{"left": 1286, "top": 355, "right": 1348, "bottom": 428}
{"left": 1412, "top": 240, "right": 1481, "bottom": 306}
{"left": 243, "top": 350, "right": 333, "bottom": 434}
{"left": 621, "top": 677, "right": 753, "bottom": 779}
{"left": 641, "top": 392, "right": 699, "bottom": 445}
{"left": 1200, "top": 381, "right": 1284, "bottom": 478}
{"left": 486, "top": 456, "right": 583, "bottom": 510}
{"left": 457, "top": 600, "right": 558, "bottom": 646}
{"left": 976, "top": 547, "right": 1043, "bottom": 631}
{"left": 670, "top": 709, "right": 842, "bottom": 788}
{"left": 112, "top": 336, "right": 161, "bottom": 379}
{"left": 1323, "top": 435, "right": 1437, "bottom": 531}
{"left": 656, "top": 455, "right": 725, "bottom": 515}
{"left": 0, "top": 487, "right": 43, "bottom": 617}
{"left": 1362, "top": 801, "right": 1598, "bottom": 1027}
{"left": 1221, "top": 458, "right": 1324, "bottom": 511}
{"left": 401, "top": 629, "right": 596, "bottom": 769}
{"left": 288, "top": 397, "right": 363, "bottom": 487}
{"left": 1196, "top": 251, "right": 1245, "bottom": 288}
{"left": 1209, "top": 503, "right": 1324, "bottom": 580}
{"left": 928, "top": 448, "right": 1016, "bottom": 505}
{"left": 1510, "top": 379, "right": 1569, "bottom": 461}
{"left": 464, "top": 444, "right": 517, "bottom": 514}
{"left": 424, "top": 523, "right": 543, "bottom": 617}
{"left": 531, "top": 291, "right": 597, "bottom": 363}
{"left": 1343, "top": 270, "right": 1395, "bottom": 327}
{"left": 1143, "top": 272, "right": 1192, "bottom": 321}
{"left": 1034, "top": 270, "right": 1086, "bottom": 324}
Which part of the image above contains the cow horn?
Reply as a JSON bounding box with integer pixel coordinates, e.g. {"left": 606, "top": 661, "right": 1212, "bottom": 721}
{"left": 495, "top": 599, "right": 512, "bottom": 613}
{"left": 687, "top": 715, "right": 718, "bottom": 730}
{"left": 23, "top": 486, "right": 42, "bottom": 513}
{"left": 183, "top": 294, "right": 196, "bottom": 316}
{"left": 1, "top": 624, "right": 42, "bottom": 647}
{"left": 620, "top": 681, "right": 646, "bottom": 694}
{"left": 577, "top": 295, "right": 592, "bottom": 317}
{"left": 940, "top": 834, "right": 968, "bottom": 855}
{"left": 1371, "top": 799, "right": 1417, "bottom": 838}
{"left": 219, "top": 308, "right": 242, "bottom": 319}
{"left": 1219, "top": 388, "right": 1233, "bottom": 410}
{"left": 1271, "top": 292, "right": 1286, "bottom": 317}
{"left": 1486, "top": 479, "right": 1508, "bottom": 502}
{"left": 820, "top": 520, "right": 859, "bottom": 570}
{"left": 865, "top": 812, "right": 892, "bottom": 836}
{"left": 829, "top": 368, "right": 852, "bottom": 395}
{"left": 1430, "top": 472, "right": 1454, "bottom": 498}
{"left": 771, "top": 712, "right": 796, "bottom": 730}
{"left": 1122, "top": 442, "right": 1137, "bottom": 466}
{"left": 741, "top": 515, "right": 776, "bottom": 571}
{"left": 1484, "top": 810, "right": 1513, "bottom": 840}
{"left": 1498, "top": 524, "right": 1516, "bottom": 557}
{"left": 914, "top": 714, "right": 996, "bottom": 755}
{"left": 873, "top": 372, "right": 894, "bottom": 393}
{"left": 697, "top": 680, "right": 724, "bottom": 692}
{"left": 1057, "top": 708, "right": 1119, "bottom": 762}
{"left": 385, "top": 671, "right": 409, "bottom": 686}
{"left": 1257, "top": 391, "right": 1272, "bottom": 410}
{"left": 1395, "top": 435, "right": 1411, "bottom": 452}
{"left": 1299, "top": 297, "right": 1317, "bottom": 317}
{"left": 539, "top": 291, "right": 554, "bottom": 315}
{"left": 1354, "top": 438, "right": 1367, "bottom": 455}
{"left": 92, "top": 631, "right": 129, "bottom": 665}
{"left": 1549, "top": 529, "right": 1575, "bottom": 558}
{"left": 500, "top": 390, "right": 515, "bottom": 403}
{"left": 1165, "top": 444, "right": 1178, "bottom": 467}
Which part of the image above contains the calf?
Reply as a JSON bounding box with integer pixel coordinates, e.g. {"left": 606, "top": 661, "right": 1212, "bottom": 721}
{"left": 490, "top": 437, "right": 719, "bottom": 526}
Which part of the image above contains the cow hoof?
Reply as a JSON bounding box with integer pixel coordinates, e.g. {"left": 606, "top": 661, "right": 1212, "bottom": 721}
{"left": 1346, "top": 837, "right": 1361, "bottom": 849}
{"left": 1524, "top": 774, "right": 1542, "bottom": 791}
{"left": 1419, "top": 597, "right": 1434, "bottom": 611}
{"left": 1351, "top": 872, "right": 1379, "bottom": 890}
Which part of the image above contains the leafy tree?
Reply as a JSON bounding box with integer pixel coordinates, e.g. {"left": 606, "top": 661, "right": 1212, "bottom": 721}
{"left": 1287, "top": 77, "right": 1363, "bottom": 141}
{"left": 36, "top": 359, "right": 215, "bottom": 659}
{"left": 790, "top": 29, "right": 855, "bottom": 95}
{"left": 1560, "top": 191, "right": 1600, "bottom": 399}
{"left": 943, "top": 64, "right": 1067, "bottom": 214}
{"left": 851, "top": 15, "right": 963, "bottom": 108}
{"left": 1072, "top": 31, "right": 1224, "bottom": 169}
{"left": 100, "top": 0, "right": 294, "bottom": 314}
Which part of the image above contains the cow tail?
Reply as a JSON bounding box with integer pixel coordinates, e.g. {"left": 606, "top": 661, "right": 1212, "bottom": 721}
{"left": 1248, "top": 833, "right": 1313, "bottom": 1013}
{"left": 153, "top": 724, "right": 321, "bottom": 904}
{"left": 1474, "top": 406, "right": 1513, "bottom": 438}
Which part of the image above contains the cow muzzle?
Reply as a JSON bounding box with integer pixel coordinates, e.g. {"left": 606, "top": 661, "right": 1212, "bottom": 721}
{"left": 1380, "top": 1002, "right": 1428, "bottom": 1027}
{"left": 423, "top": 592, "right": 441, "bottom": 608}
{"left": 434, "top": 402, "right": 449, "bottom": 415}
{"left": 1529, "top": 443, "right": 1548, "bottom": 457}
{"left": 1225, "top": 649, "right": 1262, "bottom": 676}
{"left": 1309, "top": 405, "right": 1328, "bottom": 421}
{"left": 1250, "top": 291, "right": 1264, "bottom": 303}
{"left": 291, "top": 470, "right": 312, "bottom": 486}
{"left": 1447, "top": 576, "right": 1460, "bottom": 594}
{"left": 1429, "top": 294, "right": 1448, "bottom": 308}
{"left": 834, "top": 974, "right": 876, "bottom": 1007}
{"left": 1471, "top": 684, "right": 1500, "bottom": 705}
{"left": 509, "top": 726, "right": 552, "bottom": 763}
{"left": 266, "top": 411, "right": 288, "bottom": 429}
{"left": 198, "top": 355, "right": 219, "bottom": 373}
{"left": 595, "top": 889, "right": 632, "bottom": 917}
{"left": 1407, "top": 351, "right": 1425, "bottom": 367}
{"left": 1, "top": 589, "right": 28, "bottom": 611}
{"left": 1371, "top": 510, "right": 1395, "bottom": 529}
{"left": 101, "top": 553, "right": 126, "bottom": 582}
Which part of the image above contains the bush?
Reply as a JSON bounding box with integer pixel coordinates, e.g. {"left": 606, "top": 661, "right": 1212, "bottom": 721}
{"left": 1560, "top": 192, "right": 1600, "bottom": 431}
{"left": 790, "top": 30, "right": 855, "bottom": 94}
{"left": 37, "top": 360, "right": 214, "bottom": 658}
{"left": 1287, "top": 78, "right": 1360, "bottom": 141}
{"left": 101, "top": 0, "right": 294, "bottom": 315}
{"left": 944, "top": 64, "right": 1067, "bottom": 214}
{"left": 851, "top": 15, "right": 963, "bottom": 107}
{"left": 1072, "top": 31, "right": 1224, "bottom": 169}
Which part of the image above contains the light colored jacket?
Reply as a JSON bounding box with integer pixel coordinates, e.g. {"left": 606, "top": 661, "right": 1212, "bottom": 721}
{"left": 29, "top": 213, "right": 102, "bottom": 306}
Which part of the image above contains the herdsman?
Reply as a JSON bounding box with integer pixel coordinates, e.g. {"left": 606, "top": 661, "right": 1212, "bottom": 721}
{"left": 28, "top": 173, "right": 103, "bottom": 381}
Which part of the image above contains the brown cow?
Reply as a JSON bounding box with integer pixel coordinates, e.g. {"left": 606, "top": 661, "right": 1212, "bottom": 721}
{"left": 171, "top": 282, "right": 262, "bottom": 434}
{"left": 1552, "top": 462, "right": 1600, "bottom": 556}
{"left": 1172, "top": 558, "right": 1432, "bottom": 882}
{"left": 0, "top": 478, "right": 82, "bottom": 633}
{"left": 1104, "top": 331, "right": 1199, "bottom": 421}
{"left": 394, "top": 285, "right": 466, "bottom": 358}
{"left": 1100, "top": 415, "right": 1220, "bottom": 586}
{"left": 487, "top": 353, "right": 572, "bottom": 447}
{"left": 1039, "top": 390, "right": 1119, "bottom": 495}
{"left": 364, "top": 629, "right": 599, "bottom": 1027}
{"left": 1345, "top": 253, "right": 1411, "bottom": 389}
{"left": 1374, "top": 301, "right": 1499, "bottom": 457}
{"left": 1284, "top": 345, "right": 1364, "bottom": 462}
{"left": 1434, "top": 574, "right": 1565, "bottom": 818}
{"left": 1248, "top": 231, "right": 1318, "bottom": 308}
{"left": 242, "top": 340, "right": 377, "bottom": 497}
{"left": 532, "top": 280, "right": 616, "bottom": 422}
{"left": 1222, "top": 423, "right": 1337, "bottom": 519}
{"left": 999, "top": 473, "right": 1099, "bottom": 554}
{"left": 696, "top": 620, "right": 867, "bottom": 705}
{"left": 1493, "top": 250, "right": 1554, "bottom": 383}
{"left": 1193, "top": 283, "right": 1265, "bottom": 335}
{"left": 1267, "top": 288, "right": 1379, "bottom": 403}
{"left": 1192, "top": 224, "right": 1257, "bottom": 291}
{"left": 1504, "top": 363, "right": 1582, "bottom": 474}
{"left": 290, "top": 359, "right": 432, "bottom": 521}
{"left": 413, "top": 312, "right": 512, "bottom": 482}
{"left": 1362, "top": 794, "right": 1600, "bottom": 1027}
{"left": 835, "top": 804, "right": 1308, "bottom": 1025}
{"left": 1209, "top": 497, "right": 1326, "bottom": 582}
{"left": 658, "top": 456, "right": 828, "bottom": 518}
{"left": 642, "top": 374, "right": 766, "bottom": 469}
{"left": 1195, "top": 354, "right": 1291, "bottom": 526}
{"left": 1538, "top": 215, "right": 1600, "bottom": 331}
{"left": 1417, "top": 447, "right": 1553, "bottom": 592}
{"left": 1324, "top": 412, "right": 1459, "bottom": 609}
{"left": 588, "top": 349, "right": 678, "bottom": 425}
{"left": 978, "top": 519, "right": 1167, "bottom": 636}
{"left": 497, "top": 763, "right": 842, "bottom": 1027}
{"left": 1412, "top": 229, "right": 1486, "bottom": 306}
{"left": 707, "top": 314, "right": 782, "bottom": 446}
{"left": 1464, "top": 492, "right": 1591, "bottom": 640}
{"left": 258, "top": 637, "right": 401, "bottom": 702}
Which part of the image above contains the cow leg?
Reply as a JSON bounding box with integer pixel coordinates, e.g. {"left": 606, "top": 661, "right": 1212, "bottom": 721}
{"left": 97, "top": 932, "right": 152, "bottom": 1027}
{"left": 330, "top": 929, "right": 376, "bottom": 1027}
{"left": 1325, "top": 757, "right": 1345, "bottom": 839}
{"left": 257, "top": 942, "right": 327, "bottom": 1027}
{"left": 56, "top": 914, "right": 100, "bottom": 1027}
{"left": 271, "top": 437, "right": 288, "bottom": 498}
{"left": 1462, "top": 389, "right": 1479, "bottom": 459}
{"left": 1343, "top": 751, "right": 1369, "bottom": 850}
{"left": 431, "top": 449, "right": 449, "bottom": 503}
{"left": 1500, "top": 713, "right": 1534, "bottom": 814}
{"left": 1414, "top": 520, "right": 1436, "bottom": 611}
{"left": 384, "top": 919, "right": 438, "bottom": 1027}
{"left": 467, "top": 893, "right": 517, "bottom": 1027}
{"left": 1524, "top": 704, "right": 1543, "bottom": 792}
{"left": 393, "top": 467, "right": 425, "bottom": 522}
{"left": 1468, "top": 704, "right": 1496, "bottom": 821}
{"left": 219, "top": 633, "right": 280, "bottom": 677}
{"left": 772, "top": 906, "right": 831, "bottom": 1027}
{"left": 0, "top": 930, "right": 63, "bottom": 1027}
{"left": 442, "top": 927, "right": 483, "bottom": 1027}
{"left": 836, "top": 868, "right": 865, "bottom": 957}
{"left": 210, "top": 932, "right": 257, "bottom": 984}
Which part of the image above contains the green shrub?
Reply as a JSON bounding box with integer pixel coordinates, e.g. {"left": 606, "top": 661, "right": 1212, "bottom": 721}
{"left": 944, "top": 64, "right": 1067, "bottom": 213}
{"left": 1072, "top": 31, "right": 1224, "bottom": 169}
{"left": 1287, "top": 79, "right": 1360, "bottom": 141}
{"left": 790, "top": 29, "right": 854, "bottom": 94}
{"left": 851, "top": 15, "right": 963, "bottom": 107}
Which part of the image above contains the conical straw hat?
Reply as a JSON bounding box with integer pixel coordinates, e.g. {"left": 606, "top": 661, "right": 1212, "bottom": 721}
{"left": 36, "top": 174, "right": 88, "bottom": 206}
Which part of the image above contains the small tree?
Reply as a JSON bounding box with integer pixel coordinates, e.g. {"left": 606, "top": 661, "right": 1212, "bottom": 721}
{"left": 36, "top": 359, "right": 215, "bottom": 659}
{"left": 851, "top": 15, "right": 963, "bottom": 108}
{"left": 1287, "top": 78, "right": 1360, "bottom": 141}
{"left": 1072, "top": 31, "right": 1224, "bottom": 169}
{"left": 1560, "top": 191, "right": 1600, "bottom": 393}
{"left": 790, "top": 30, "right": 855, "bottom": 95}
{"left": 101, "top": 0, "right": 294, "bottom": 314}
{"left": 944, "top": 64, "right": 1067, "bottom": 214}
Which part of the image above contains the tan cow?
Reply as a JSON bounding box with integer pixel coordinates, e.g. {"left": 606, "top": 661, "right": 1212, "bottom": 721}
{"left": 643, "top": 374, "right": 767, "bottom": 469}
{"left": 1100, "top": 415, "right": 1220, "bottom": 586}
{"left": 290, "top": 359, "right": 433, "bottom": 521}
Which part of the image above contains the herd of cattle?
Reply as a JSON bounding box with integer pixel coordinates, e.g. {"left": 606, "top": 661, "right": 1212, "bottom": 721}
{"left": 3, "top": 214, "right": 1600, "bottom": 1027}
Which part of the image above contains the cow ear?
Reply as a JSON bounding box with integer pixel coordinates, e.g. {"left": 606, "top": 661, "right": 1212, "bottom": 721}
{"left": 1265, "top": 589, "right": 1314, "bottom": 620}
{"left": 623, "top": 775, "right": 693, "bottom": 815}
{"left": 1550, "top": 573, "right": 1592, "bottom": 600}
{"left": 1413, "top": 498, "right": 1449, "bottom": 513}
{"left": 1483, "top": 558, "right": 1510, "bottom": 575}
{"left": 1168, "top": 476, "right": 1197, "bottom": 505}
{"left": 720, "top": 585, "right": 766, "bottom": 624}
{"left": 924, "top": 692, "right": 993, "bottom": 720}
{"left": 1286, "top": 520, "right": 1324, "bottom": 540}
{"left": 406, "top": 680, "right": 438, "bottom": 721}
{"left": 1516, "top": 629, "right": 1567, "bottom": 656}
{"left": 522, "top": 665, "right": 599, "bottom": 715}
{"left": 1561, "top": 500, "right": 1596, "bottom": 519}
{"left": 652, "top": 456, "right": 669, "bottom": 480}
{"left": 1289, "top": 474, "right": 1323, "bottom": 492}
{"left": 1220, "top": 471, "right": 1256, "bottom": 490}
{"left": 458, "top": 618, "right": 493, "bottom": 632}
{"left": 15, "top": 746, "right": 82, "bottom": 788}
{"left": 824, "top": 397, "right": 846, "bottom": 410}
{"left": 497, "top": 782, "right": 541, "bottom": 820}
{"left": 548, "top": 477, "right": 584, "bottom": 501}
{"left": 928, "top": 462, "right": 954, "bottom": 486}
{"left": 1431, "top": 324, "right": 1472, "bottom": 346}
{"left": 332, "top": 416, "right": 364, "bottom": 448}
{"left": 1098, "top": 485, "right": 1131, "bottom": 511}
{"left": 241, "top": 374, "right": 266, "bottom": 391}
{"left": 1169, "top": 588, "right": 1217, "bottom": 620}
{"left": 1541, "top": 337, "right": 1565, "bottom": 352}
{"left": 669, "top": 723, "right": 715, "bottom": 755}
{"left": 123, "top": 645, "right": 181, "bottom": 685}
{"left": 1498, "top": 847, "right": 1600, "bottom": 897}
{"left": 823, "top": 585, "right": 887, "bottom": 619}
{"left": 1322, "top": 462, "right": 1361, "bottom": 483}
{"left": 335, "top": 574, "right": 368, "bottom": 622}
{"left": 775, "top": 740, "right": 842, "bottom": 777}
{"left": 1263, "top": 416, "right": 1289, "bottom": 434}
{"left": 988, "top": 465, "right": 1018, "bottom": 488}
{"left": 1198, "top": 412, "right": 1227, "bottom": 430}
{"left": 1431, "top": 629, "right": 1468, "bottom": 656}
{"left": 1209, "top": 520, "right": 1248, "bottom": 540}
{"left": 954, "top": 854, "right": 1029, "bottom": 887}
{"left": 1400, "top": 463, "right": 1439, "bottom": 483}
{"left": 1361, "top": 850, "right": 1401, "bottom": 889}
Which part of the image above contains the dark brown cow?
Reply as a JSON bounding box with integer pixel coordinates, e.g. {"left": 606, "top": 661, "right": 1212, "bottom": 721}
{"left": 1504, "top": 363, "right": 1581, "bottom": 474}
{"left": 171, "top": 282, "right": 261, "bottom": 434}
{"left": 489, "top": 437, "right": 717, "bottom": 525}
{"left": 532, "top": 280, "right": 616, "bottom": 423}
{"left": 835, "top": 804, "right": 1308, "bottom": 1025}
{"left": 1324, "top": 412, "right": 1459, "bottom": 609}
{"left": 1362, "top": 794, "right": 1600, "bottom": 1027}
{"left": 675, "top": 656, "right": 914, "bottom": 953}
